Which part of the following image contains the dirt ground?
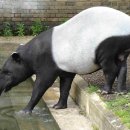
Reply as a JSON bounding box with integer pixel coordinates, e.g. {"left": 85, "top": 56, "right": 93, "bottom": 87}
{"left": 82, "top": 56, "right": 130, "bottom": 91}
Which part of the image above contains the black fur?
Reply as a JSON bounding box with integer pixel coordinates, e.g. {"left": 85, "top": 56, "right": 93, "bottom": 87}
{"left": 0, "top": 28, "right": 76, "bottom": 113}
{"left": 18, "top": 29, "right": 76, "bottom": 112}
{"left": 95, "top": 35, "right": 130, "bottom": 93}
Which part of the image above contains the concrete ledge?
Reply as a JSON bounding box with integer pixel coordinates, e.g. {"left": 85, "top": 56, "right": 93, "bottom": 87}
{"left": 0, "top": 36, "right": 34, "bottom": 44}
{"left": 32, "top": 75, "right": 93, "bottom": 130}
{"left": 70, "top": 75, "right": 129, "bottom": 130}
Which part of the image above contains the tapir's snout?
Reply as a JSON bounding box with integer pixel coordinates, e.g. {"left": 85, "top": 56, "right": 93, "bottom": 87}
{"left": 0, "top": 83, "right": 13, "bottom": 95}
{"left": 0, "top": 88, "right": 3, "bottom": 95}
{"left": 0, "top": 84, "right": 6, "bottom": 96}
{"left": 0, "top": 74, "right": 5, "bottom": 95}
{"left": 0, "top": 51, "right": 33, "bottom": 98}
{"left": 0, "top": 71, "right": 12, "bottom": 95}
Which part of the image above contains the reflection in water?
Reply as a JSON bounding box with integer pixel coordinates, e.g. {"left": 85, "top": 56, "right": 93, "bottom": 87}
{"left": 0, "top": 79, "right": 60, "bottom": 130}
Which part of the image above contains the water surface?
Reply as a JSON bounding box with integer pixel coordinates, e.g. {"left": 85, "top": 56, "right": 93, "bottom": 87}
{"left": 0, "top": 78, "right": 60, "bottom": 130}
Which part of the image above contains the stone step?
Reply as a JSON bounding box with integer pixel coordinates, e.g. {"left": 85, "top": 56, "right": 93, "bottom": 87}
{"left": 43, "top": 80, "right": 93, "bottom": 130}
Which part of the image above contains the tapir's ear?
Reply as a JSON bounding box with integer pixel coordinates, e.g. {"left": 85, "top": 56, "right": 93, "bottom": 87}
{"left": 11, "top": 52, "right": 21, "bottom": 62}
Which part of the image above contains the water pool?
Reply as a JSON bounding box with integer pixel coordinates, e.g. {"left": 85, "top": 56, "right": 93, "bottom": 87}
{"left": 0, "top": 78, "right": 60, "bottom": 130}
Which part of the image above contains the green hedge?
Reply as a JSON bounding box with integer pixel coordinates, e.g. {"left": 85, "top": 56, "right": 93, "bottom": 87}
{"left": 2, "top": 19, "right": 49, "bottom": 37}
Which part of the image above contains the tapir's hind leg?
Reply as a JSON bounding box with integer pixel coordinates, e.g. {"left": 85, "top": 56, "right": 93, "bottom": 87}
{"left": 53, "top": 72, "right": 75, "bottom": 109}
{"left": 101, "top": 60, "right": 118, "bottom": 94}
{"left": 101, "top": 53, "right": 128, "bottom": 94}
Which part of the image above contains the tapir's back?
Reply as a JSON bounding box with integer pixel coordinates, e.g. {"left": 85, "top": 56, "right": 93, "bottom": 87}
{"left": 52, "top": 7, "right": 130, "bottom": 74}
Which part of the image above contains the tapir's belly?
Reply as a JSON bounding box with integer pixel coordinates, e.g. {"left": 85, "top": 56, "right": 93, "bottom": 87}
{"left": 52, "top": 7, "right": 130, "bottom": 74}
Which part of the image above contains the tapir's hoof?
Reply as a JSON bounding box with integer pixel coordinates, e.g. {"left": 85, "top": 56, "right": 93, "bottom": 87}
{"left": 53, "top": 103, "right": 67, "bottom": 109}
{"left": 101, "top": 90, "right": 109, "bottom": 95}
{"left": 101, "top": 90, "right": 114, "bottom": 95}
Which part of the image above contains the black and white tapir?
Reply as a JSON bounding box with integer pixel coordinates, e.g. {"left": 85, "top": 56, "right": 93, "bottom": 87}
{"left": 0, "top": 6, "right": 130, "bottom": 113}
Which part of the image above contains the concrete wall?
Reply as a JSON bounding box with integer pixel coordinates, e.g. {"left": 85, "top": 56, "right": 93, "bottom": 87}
{"left": 0, "top": 0, "right": 130, "bottom": 27}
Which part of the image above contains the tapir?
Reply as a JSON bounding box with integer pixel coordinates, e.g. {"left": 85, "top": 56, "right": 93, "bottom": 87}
{"left": 0, "top": 6, "right": 130, "bottom": 113}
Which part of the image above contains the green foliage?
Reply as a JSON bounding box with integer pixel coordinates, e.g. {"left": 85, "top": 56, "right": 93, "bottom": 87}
{"left": 86, "top": 85, "right": 99, "bottom": 93}
{"left": 16, "top": 23, "right": 25, "bottom": 36}
{"left": 31, "top": 19, "right": 43, "bottom": 36}
{"left": 104, "top": 94, "right": 130, "bottom": 129}
{"left": 3, "top": 22, "right": 13, "bottom": 36}
{"left": 1, "top": 20, "right": 49, "bottom": 37}
{"left": 61, "top": 18, "right": 68, "bottom": 24}
{"left": 106, "top": 95, "right": 129, "bottom": 108}
{"left": 42, "top": 23, "right": 49, "bottom": 31}
{"left": 86, "top": 85, "right": 130, "bottom": 129}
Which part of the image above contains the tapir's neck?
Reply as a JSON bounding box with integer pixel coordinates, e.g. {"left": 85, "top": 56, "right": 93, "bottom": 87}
{"left": 21, "top": 28, "right": 56, "bottom": 73}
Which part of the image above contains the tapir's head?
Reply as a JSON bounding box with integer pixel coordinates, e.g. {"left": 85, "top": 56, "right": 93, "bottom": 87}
{"left": 0, "top": 52, "right": 32, "bottom": 95}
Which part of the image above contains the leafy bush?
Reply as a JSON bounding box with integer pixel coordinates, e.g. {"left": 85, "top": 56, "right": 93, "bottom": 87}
{"left": 31, "top": 19, "right": 43, "bottom": 36}
{"left": 3, "top": 22, "right": 13, "bottom": 36}
{"left": 16, "top": 23, "right": 25, "bottom": 36}
{"left": 1, "top": 20, "right": 49, "bottom": 36}
{"left": 42, "top": 23, "right": 49, "bottom": 31}
{"left": 61, "top": 18, "right": 68, "bottom": 23}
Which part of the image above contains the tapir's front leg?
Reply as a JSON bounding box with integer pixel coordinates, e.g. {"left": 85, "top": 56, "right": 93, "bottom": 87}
{"left": 22, "top": 72, "right": 58, "bottom": 114}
